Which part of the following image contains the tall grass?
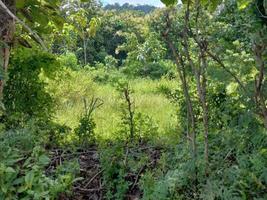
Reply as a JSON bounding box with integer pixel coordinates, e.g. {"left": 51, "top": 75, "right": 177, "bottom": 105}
{"left": 46, "top": 68, "right": 178, "bottom": 140}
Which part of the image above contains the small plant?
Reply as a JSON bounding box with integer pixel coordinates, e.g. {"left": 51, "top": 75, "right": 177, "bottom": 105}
{"left": 100, "top": 142, "right": 129, "bottom": 200}
{"left": 74, "top": 97, "right": 103, "bottom": 146}
{"left": 134, "top": 112, "right": 159, "bottom": 141}
{"left": 116, "top": 81, "right": 159, "bottom": 142}
{"left": 116, "top": 81, "right": 136, "bottom": 142}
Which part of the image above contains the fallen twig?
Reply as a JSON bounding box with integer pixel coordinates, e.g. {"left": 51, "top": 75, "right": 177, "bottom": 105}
{"left": 74, "top": 187, "right": 103, "bottom": 192}
{"left": 84, "top": 169, "right": 104, "bottom": 188}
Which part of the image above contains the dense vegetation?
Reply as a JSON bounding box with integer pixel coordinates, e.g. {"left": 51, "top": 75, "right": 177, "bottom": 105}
{"left": 0, "top": 0, "right": 267, "bottom": 199}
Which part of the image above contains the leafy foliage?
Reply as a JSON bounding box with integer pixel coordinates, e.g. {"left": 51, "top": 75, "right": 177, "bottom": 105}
{"left": 0, "top": 127, "right": 79, "bottom": 199}
{"left": 2, "top": 48, "right": 58, "bottom": 128}
{"left": 74, "top": 98, "right": 103, "bottom": 146}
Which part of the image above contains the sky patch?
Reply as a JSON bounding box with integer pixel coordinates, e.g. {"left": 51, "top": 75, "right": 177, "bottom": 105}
{"left": 101, "top": 0, "right": 164, "bottom": 7}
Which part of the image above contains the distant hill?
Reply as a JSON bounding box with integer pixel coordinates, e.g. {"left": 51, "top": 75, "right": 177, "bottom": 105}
{"left": 104, "top": 3, "right": 156, "bottom": 14}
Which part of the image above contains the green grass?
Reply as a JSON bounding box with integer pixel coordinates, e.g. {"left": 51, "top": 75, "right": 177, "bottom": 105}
{"left": 47, "top": 69, "right": 178, "bottom": 140}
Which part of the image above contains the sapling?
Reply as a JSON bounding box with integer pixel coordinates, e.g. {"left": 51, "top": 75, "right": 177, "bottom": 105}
{"left": 74, "top": 97, "right": 103, "bottom": 146}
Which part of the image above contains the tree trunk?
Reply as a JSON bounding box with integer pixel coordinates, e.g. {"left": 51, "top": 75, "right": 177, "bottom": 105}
{"left": 0, "top": 0, "right": 15, "bottom": 99}
{"left": 254, "top": 41, "right": 267, "bottom": 128}
{"left": 168, "top": 40, "right": 197, "bottom": 154}
{"left": 188, "top": 0, "right": 210, "bottom": 175}
{"left": 162, "top": 10, "right": 197, "bottom": 162}
{"left": 162, "top": 11, "right": 198, "bottom": 192}
{"left": 0, "top": 47, "right": 10, "bottom": 96}
{"left": 83, "top": 36, "right": 87, "bottom": 65}
{"left": 197, "top": 50, "right": 209, "bottom": 176}
{"left": 166, "top": 37, "right": 198, "bottom": 194}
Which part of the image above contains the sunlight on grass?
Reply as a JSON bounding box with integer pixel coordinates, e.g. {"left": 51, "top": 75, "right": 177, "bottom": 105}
{"left": 48, "top": 69, "right": 178, "bottom": 139}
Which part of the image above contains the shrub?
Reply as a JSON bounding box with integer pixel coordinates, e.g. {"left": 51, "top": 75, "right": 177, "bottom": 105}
{"left": 115, "top": 82, "right": 159, "bottom": 142}
{"left": 87, "top": 65, "right": 125, "bottom": 85}
{"left": 138, "top": 61, "right": 176, "bottom": 80}
{"left": 58, "top": 52, "right": 79, "bottom": 70}
{"left": 104, "top": 55, "right": 118, "bottom": 69}
{"left": 2, "top": 48, "right": 58, "bottom": 129}
{"left": 0, "top": 127, "right": 79, "bottom": 199}
{"left": 100, "top": 142, "right": 129, "bottom": 200}
{"left": 74, "top": 98, "right": 103, "bottom": 146}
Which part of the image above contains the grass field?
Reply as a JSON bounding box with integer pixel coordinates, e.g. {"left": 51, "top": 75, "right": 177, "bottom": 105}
{"left": 47, "top": 69, "right": 179, "bottom": 140}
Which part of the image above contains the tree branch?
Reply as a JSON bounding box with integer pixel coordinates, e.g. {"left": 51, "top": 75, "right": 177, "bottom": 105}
{"left": 206, "top": 50, "right": 249, "bottom": 95}
{"left": 0, "top": 0, "right": 48, "bottom": 51}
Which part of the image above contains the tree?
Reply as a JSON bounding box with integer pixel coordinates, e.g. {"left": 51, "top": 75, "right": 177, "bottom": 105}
{"left": 159, "top": 2, "right": 267, "bottom": 181}
{"left": 0, "top": 0, "right": 63, "bottom": 98}
{"left": 68, "top": 8, "right": 100, "bottom": 65}
{"left": 60, "top": 0, "right": 101, "bottom": 65}
{"left": 161, "top": 0, "right": 267, "bottom": 130}
{"left": 159, "top": 1, "right": 211, "bottom": 176}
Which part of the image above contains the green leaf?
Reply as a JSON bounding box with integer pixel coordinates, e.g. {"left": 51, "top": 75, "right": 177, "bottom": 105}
{"left": 208, "top": 0, "right": 222, "bottom": 12}
{"left": 38, "top": 154, "right": 50, "bottom": 166}
{"left": 88, "top": 17, "right": 100, "bottom": 37}
{"left": 18, "top": 186, "right": 27, "bottom": 193}
{"left": 13, "top": 177, "right": 24, "bottom": 185}
{"left": 161, "top": 0, "right": 178, "bottom": 6}
{"left": 1, "top": 185, "right": 7, "bottom": 193}
{"left": 5, "top": 167, "right": 16, "bottom": 173}
{"left": 237, "top": 0, "right": 252, "bottom": 10}
{"left": 51, "top": 15, "right": 65, "bottom": 29}
{"left": 45, "top": 0, "right": 60, "bottom": 8}
{"left": 25, "top": 171, "right": 35, "bottom": 189}
{"left": 16, "top": 0, "right": 26, "bottom": 9}
{"left": 30, "top": 7, "right": 49, "bottom": 26}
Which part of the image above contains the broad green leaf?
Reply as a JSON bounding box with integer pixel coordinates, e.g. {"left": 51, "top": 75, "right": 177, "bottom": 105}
{"left": 5, "top": 167, "right": 16, "bottom": 173}
{"left": 13, "top": 177, "right": 24, "bottom": 185}
{"left": 88, "top": 17, "right": 100, "bottom": 37}
{"left": 38, "top": 154, "right": 50, "bottom": 166}
{"left": 1, "top": 185, "right": 7, "bottom": 194}
{"left": 18, "top": 186, "right": 27, "bottom": 193}
{"left": 51, "top": 15, "right": 65, "bottom": 29}
{"left": 25, "top": 171, "right": 35, "bottom": 189}
{"left": 30, "top": 7, "right": 49, "bottom": 26}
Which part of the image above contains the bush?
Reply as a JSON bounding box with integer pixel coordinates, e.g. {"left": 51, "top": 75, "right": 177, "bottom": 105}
{"left": 138, "top": 61, "right": 176, "bottom": 80}
{"left": 114, "top": 82, "right": 160, "bottom": 142}
{"left": 100, "top": 142, "right": 129, "bottom": 200}
{"left": 104, "top": 55, "right": 118, "bottom": 69}
{"left": 86, "top": 65, "right": 125, "bottom": 85}
{"left": 0, "top": 127, "right": 79, "bottom": 199}
{"left": 122, "top": 60, "right": 176, "bottom": 80}
{"left": 99, "top": 140, "right": 155, "bottom": 200}
{"left": 58, "top": 52, "right": 80, "bottom": 70}
{"left": 74, "top": 98, "right": 103, "bottom": 146}
{"left": 2, "top": 48, "right": 58, "bottom": 129}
